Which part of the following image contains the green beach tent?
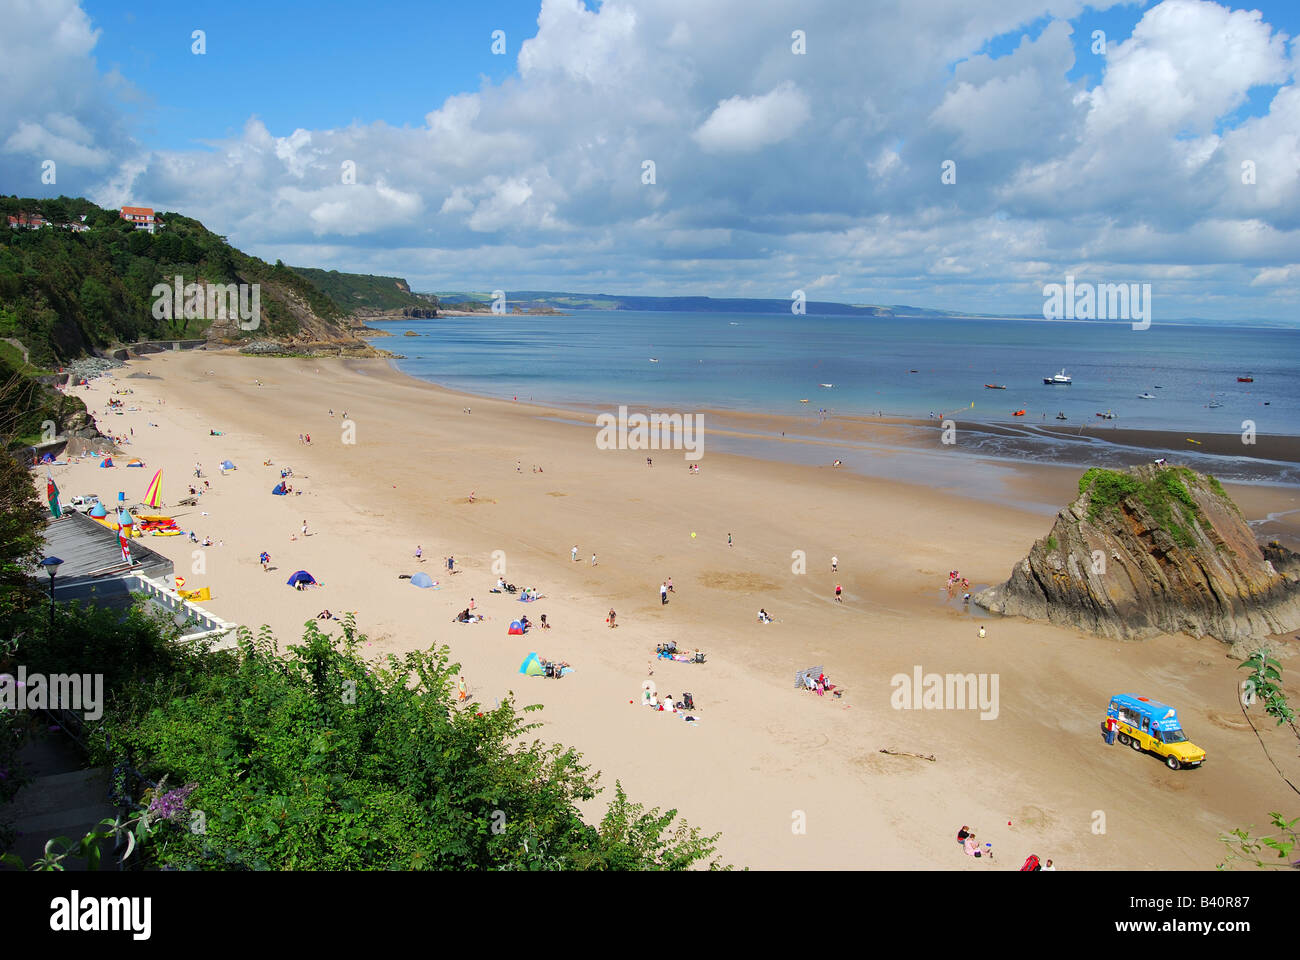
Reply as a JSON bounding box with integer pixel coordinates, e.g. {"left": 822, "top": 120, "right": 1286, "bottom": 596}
{"left": 518, "top": 652, "right": 544, "bottom": 677}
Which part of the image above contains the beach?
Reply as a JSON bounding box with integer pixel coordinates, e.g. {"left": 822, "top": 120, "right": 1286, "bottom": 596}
{"left": 44, "top": 350, "right": 1300, "bottom": 869}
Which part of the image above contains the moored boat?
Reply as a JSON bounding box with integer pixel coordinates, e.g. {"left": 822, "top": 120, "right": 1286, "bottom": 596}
{"left": 1043, "top": 369, "right": 1072, "bottom": 385}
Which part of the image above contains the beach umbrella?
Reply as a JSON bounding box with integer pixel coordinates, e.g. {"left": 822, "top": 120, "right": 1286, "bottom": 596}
{"left": 143, "top": 469, "right": 164, "bottom": 508}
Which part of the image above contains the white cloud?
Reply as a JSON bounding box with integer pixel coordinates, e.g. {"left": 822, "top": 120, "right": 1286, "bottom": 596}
{"left": 4, "top": 0, "right": 1298, "bottom": 321}
{"left": 692, "top": 83, "right": 810, "bottom": 153}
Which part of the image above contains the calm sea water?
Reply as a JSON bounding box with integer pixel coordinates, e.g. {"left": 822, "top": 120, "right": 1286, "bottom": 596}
{"left": 375, "top": 311, "right": 1299, "bottom": 434}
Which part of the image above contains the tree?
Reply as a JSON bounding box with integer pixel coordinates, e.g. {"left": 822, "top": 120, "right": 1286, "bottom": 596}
{"left": 0, "top": 372, "right": 49, "bottom": 620}
{"left": 98, "top": 619, "right": 725, "bottom": 870}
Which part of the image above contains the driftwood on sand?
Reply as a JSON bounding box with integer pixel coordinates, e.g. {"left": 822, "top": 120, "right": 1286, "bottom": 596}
{"left": 879, "top": 748, "right": 936, "bottom": 762}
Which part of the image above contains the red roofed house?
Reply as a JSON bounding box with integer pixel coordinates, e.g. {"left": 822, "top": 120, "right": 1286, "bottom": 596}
{"left": 7, "top": 212, "right": 48, "bottom": 230}
{"left": 121, "top": 206, "right": 156, "bottom": 234}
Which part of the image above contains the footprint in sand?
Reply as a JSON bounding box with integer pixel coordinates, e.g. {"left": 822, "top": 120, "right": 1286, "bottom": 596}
{"left": 1205, "top": 710, "right": 1251, "bottom": 731}
{"left": 1012, "top": 805, "right": 1054, "bottom": 829}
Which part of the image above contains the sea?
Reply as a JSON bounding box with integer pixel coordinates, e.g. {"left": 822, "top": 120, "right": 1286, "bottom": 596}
{"left": 368, "top": 311, "right": 1300, "bottom": 492}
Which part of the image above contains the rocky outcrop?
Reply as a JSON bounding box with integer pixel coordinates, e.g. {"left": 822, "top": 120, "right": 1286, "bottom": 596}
{"left": 975, "top": 465, "right": 1300, "bottom": 644}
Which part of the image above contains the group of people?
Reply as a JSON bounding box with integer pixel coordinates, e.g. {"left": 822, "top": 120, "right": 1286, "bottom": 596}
{"left": 956, "top": 826, "right": 1056, "bottom": 869}
{"left": 946, "top": 570, "right": 970, "bottom": 600}
{"left": 659, "top": 579, "right": 674, "bottom": 604}
{"left": 801, "top": 671, "right": 834, "bottom": 696}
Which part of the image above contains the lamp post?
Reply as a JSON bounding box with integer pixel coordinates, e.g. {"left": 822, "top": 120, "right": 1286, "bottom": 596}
{"left": 39, "top": 556, "right": 63, "bottom": 630}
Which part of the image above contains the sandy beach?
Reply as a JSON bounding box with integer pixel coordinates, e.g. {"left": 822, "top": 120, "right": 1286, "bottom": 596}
{"left": 43, "top": 350, "right": 1300, "bottom": 869}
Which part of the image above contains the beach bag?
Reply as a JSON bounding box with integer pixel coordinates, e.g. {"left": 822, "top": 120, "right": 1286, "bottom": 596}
{"left": 1020, "top": 855, "right": 1041, "bottom": 872}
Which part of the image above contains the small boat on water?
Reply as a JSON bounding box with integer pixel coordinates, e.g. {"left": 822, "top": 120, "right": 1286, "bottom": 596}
{"left": 984, "top": 384, "right": 1007, "bottom": 390}
{"left": 1012, "top": 409, "right": 1026, "bottom": 417}
{"left": 1238, "top": 376, "right": 1254, "bottom": 383}
{"left": 1044, "top": 369, "right": 1072, "bottom": 385}
{"left": 1096, "top": 411, "right": 1117, "bottom": 420}
{"left": 1208, "top": 400, "right": 1223, "bottom": 408}
{"left": 649, "top": 358, "right": 659, "bottom": 362}
{"left": 819, "top": 383, "right": 833, "bottom": 388}
{"left": 1138, "top": 393, "right": 1156, "bottom": 399}
{"left": 799, "top": 399, "right": 809, "bottom": 403}
{"left": 1056, "top": 412, "right": 1067, "bottom": 420}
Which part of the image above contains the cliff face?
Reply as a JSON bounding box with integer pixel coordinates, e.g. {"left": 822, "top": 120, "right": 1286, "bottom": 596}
{"left": 974, "top": 465, "right": 1300, "bottom": 644}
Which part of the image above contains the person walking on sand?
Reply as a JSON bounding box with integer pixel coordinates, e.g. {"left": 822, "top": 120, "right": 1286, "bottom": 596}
{"left": 607, "top": 608, "right": 616, "bottom": 628}
{"left": 728, "top": 532, "right": 733, "bottom": 548}
{"left": 835, "top": 583, "right": 842, "bottom": 603}
{"left": 260, "top": 551, "right": 270, "bottom": 571}
{"left": 415, "top": 545, "right": 422, "bottom": 561}
{"left": 572, "top": 545, "right": 579, "bottom": 563}
{"left": 667, "top": 577, "right": 673, "bottom": 593}
{"left": 457, "top": 676, "right": 468, "bottom": 702}
{"left": 978, "top": 625, "right": 986, "bottom": 639}
{"left": 301, "top": 520, "right": 309, "bottom": 538}
{"left": 591, "top": 553, "right": 597, "bottom": 566}
{"left": 660, "top": 582, "right": 668, "bottom": 605}
{"left": 447, "top": 555, "right": 455, "bottom": 573}
{"left": 831, "top": 556, "right": 838, "bottom": 572}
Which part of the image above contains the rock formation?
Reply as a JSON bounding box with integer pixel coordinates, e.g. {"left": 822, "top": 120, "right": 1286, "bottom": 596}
{"left": 974, "top": 464, "right": 1300, "bottom": 645}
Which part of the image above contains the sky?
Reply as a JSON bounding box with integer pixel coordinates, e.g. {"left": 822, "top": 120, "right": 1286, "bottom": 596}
{"left": 1, "top": 0, "right": 1298, "bottom": 321}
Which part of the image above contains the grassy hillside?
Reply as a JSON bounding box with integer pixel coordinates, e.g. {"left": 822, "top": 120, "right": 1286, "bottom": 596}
{"left": 0, "top": 195, "right": 350, "bottom": 365}
{"left": 291, "top": 267, "right": 438, "bottom": 314}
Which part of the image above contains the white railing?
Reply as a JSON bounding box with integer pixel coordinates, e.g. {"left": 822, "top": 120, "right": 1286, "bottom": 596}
{"left": 127, "top": 573, "right": 238, "bottom": 647}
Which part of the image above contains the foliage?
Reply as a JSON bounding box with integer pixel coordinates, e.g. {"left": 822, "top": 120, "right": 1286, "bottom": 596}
{"left": 1078, "top": 466, "right": 1205, "bottom": 548}
{"left": 1218, "top": 812, "right": 1300, "bottom": 870}
{"left": 1045, "top": 534, "right": 1058, "bottom": 552}
{"left": 290, "top": 267, "right": 438, "bottom": 314}
{"left": 1240, "top": 648, "right": 1297, "bottom": 729}
{"left": 0, "top": 196, "right": 346, "bottom": 364}
{"left": 0, "top": 374, "right": 49, "bottom": 619}
{"left": 89, "top": 616, "right": 723, "bottom": 870}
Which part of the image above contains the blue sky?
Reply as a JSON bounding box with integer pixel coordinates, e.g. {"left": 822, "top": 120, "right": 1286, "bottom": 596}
{"left": 4, "top": 0, "right": 1300, "bottom": 321}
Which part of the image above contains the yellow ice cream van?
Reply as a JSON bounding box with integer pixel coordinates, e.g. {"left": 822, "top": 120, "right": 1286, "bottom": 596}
{"left": 1107, "top": 695, "right": 1206, "bottom": 770}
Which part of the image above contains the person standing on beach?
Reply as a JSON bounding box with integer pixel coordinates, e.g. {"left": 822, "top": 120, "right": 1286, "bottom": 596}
{"left": 831, "top": 556, "right": 838, "bottom": 572}
{"left": 591, "top": 553, "right": 597, "bottom": 566}
{"left": 447, "top": 555, "right": 455, "bottom": 573}
{"left": 660, "top": 582, "right": 668, "bottom": 605}
{"left": 572, "top": 545, "right": 579, "bottom": 563}
{"left": 978, "top": 625, "right": 986, "bottom": 638}
{"left": 607, "top": 608, "right": 616, "bottom": 628}
{"left": 666, "top": 577, "right": 673, "bottom": 593}
{"left": 835, "top": 583, "right": 842, "bottom": 603}
{"left": 728, "top": 532, "right": 733, "bottom": 548}
{"left": 415, "top": 545, "right": 422, "bottom": 561}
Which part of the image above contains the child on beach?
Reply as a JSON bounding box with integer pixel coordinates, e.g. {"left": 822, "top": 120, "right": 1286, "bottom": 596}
{"left": 607, "top": 608, "right": 616, "bottom": 628}
{"left": 835, "top": 584, "right": 842, "bottom": 603}
{"left": 572, "top": 545, "right": 579, "bottom": 562}
{"left": 415, "top": 545, "right": 422, "bottom": 560}
{"left": 591, "top": 553, "right": 597, "bottom": 566}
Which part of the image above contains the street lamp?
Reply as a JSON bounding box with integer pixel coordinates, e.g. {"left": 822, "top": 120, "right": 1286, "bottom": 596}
{"left": 39, "top": 556, "right": 62, "bottom": 630}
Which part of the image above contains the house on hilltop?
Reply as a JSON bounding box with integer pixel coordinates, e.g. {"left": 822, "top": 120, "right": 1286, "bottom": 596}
{"left": 121, "top": 206, "right": 157, "bottom": 233}
{"left": 7, "top": 212, "right": 48, "bottom": 229}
